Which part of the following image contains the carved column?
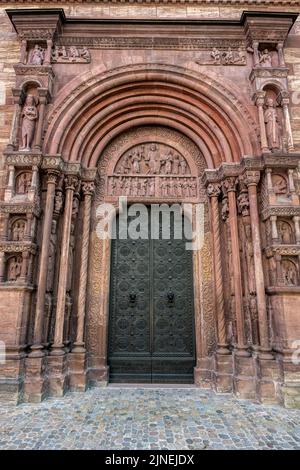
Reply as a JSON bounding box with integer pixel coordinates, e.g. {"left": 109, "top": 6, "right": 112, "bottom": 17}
{"left": 5, "top": 165, "right": 15, "bottom": 201}
{"left": 20, "top": 251, "right": 29, "bottom": 282}
{"left": 254, "top": 91, "right": 269, "bottom": 153}
{"left": 30, "top": 170, "right": 58, "bottom": 356}
{"left": 293, "top": 216, "right": 300, "bottom": 244}
{"left": 252, "top": 41, "right": 260, "bottom": 67}
{"left": 73, "top": 181, "right": 95, "bottom": 353}
{"left": 51, "top": 175, "right": 78, "bottom": 356}
{"left": 0, "top": 252, "right": 5, "bottom": 282}
{"left": 7, "top": 89, "right": 23, "bottom": 152}
{"left": 244, "top": 171, "right": 272, "bottom": 358}
{"left": 33, "top": 89, "right": 48, "bottom": 151}
{"left": 207, "top": 183, "right": 229, "bottom": 355}
{"left": 19, "top": 39, "right": 27, "bottom": 64}
{"left": 0, "top": 214, "right": 9, "bottom": 241}
{"left": 223, "top": 177, "right": 249, "bottom": 356}
{"left": 44, "top": 39, "right": 53, "bottom": 65}
{"left": 277, "top": 42, "right": 285, "bottom": 67}
{"left": 270, "top": 216, "right": 279, "bottom": 243}
{"left": 280, "top": 92, "right": 294, "bottom": 151}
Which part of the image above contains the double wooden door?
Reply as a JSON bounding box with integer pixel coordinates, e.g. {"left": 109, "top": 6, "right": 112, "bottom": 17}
{"left": 108, "top": 210, "right": 195, "bottom": 383}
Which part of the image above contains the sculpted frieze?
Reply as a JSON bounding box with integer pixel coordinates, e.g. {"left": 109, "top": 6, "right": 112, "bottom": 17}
{"left": 5, "top": 154, "right": 42, "bottom": 167}
{"left": 196, "top": 47, "right": 247, "bottom": 66}
{"left": 51, "top": 45, "right": 91, "bottom": 63}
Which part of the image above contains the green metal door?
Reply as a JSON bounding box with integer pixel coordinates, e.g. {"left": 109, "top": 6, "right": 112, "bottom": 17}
{"left": 108, "top": 209, "right": 195, "bottom": 383}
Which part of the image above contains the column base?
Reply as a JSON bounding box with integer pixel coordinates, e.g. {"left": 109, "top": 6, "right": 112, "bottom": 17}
{"left": 233, "top": 353, "right": 257, "bottom": 400}
{"left": 214, "top": 353, "right": 233, "bottom": 393}
{"left": 257, "top": 357, "right": 282, "bottom": 405}
{"left": 47, "top": 353, "right": 68, "bottom": 397}
{"left": 24, "top": 355, "right": 48, "bottom": 403}
{"left": 68, "top": 351, "right": 87, "bottom": 392}
{"left": 194, "top": 357, "right": 214, "bottom": 389}
{"left": 0, "top": 350, "right": 25, "bottom": 404}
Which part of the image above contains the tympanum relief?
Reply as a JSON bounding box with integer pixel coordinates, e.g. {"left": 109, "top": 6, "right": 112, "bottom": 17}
{"left": 107, "top": 143, "right": 198, "bottom": 199}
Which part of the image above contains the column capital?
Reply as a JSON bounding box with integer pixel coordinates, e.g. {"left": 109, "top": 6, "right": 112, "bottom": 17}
{"left": 82, "top": 181, "right": 95, "bottom": 196}
{"left": 253, "top": 90, "right": 266, "bottom": 106}
{"left": 243, "top": 170, "right": 261, "bottom": 187}
{"left": 206, "top": 182, "right": 221, "bottom": 198}
{"left": 222, "top": 177, "right": 237, "bottom": 194}
{"left": 45, "top": 170, "right": 59, "bottom": 186}
{"left": 65, "top": 175, "right": 79, "bottom": 191}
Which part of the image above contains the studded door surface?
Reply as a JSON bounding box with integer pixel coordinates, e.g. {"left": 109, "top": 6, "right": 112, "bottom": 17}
{"left": 108, "top": 211, "right": 195, "bottom": 383}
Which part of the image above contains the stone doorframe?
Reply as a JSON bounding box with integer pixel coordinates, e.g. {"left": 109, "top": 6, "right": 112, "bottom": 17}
{"left": 85, "top": 125, "right": 216, "bottom": 385}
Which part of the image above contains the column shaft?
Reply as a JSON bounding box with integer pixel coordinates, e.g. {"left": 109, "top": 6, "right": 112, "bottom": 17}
{"left": 30, "top": 172, "right": 57, "bottom": 354}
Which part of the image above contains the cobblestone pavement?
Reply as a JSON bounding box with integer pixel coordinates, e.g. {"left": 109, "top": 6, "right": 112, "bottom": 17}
{"left": 0, "top": 386, "right": 300, "bottom": 450}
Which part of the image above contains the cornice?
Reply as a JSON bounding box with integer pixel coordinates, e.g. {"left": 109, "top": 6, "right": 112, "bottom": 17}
{"left": 2, "top": 1, "right": 300, "bottom": 6}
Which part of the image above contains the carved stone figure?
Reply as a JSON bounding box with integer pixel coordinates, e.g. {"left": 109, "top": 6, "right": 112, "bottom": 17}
{"left": 12, "top": 219, "right": 26, "bottom": 241}
{"left": 164, "top": 151, "right": 173, "bottom": 175}
{"left": 16, "top": 172, "right": 31, "bottom": 194}
{"left": 29, "top": 44, "right": 44, "bottom": 65}
{"left": 237, "top": 192, "right": 250, "bottom": 217}
{"left": 7, "top": 256, "right": 22, "bottom": 281}
{"left": 69, "top": 46, "right": 80, "bottom": 59}
{"left": 132, "top": 178, "right": 139, "bottom": 196}
{"left": 81, "top": 47, "right": 91, "bottom": 61}
{"left": 20, "top": 95, "right": 38, "bottom": 151}
{"left": 283, "top": 260, "right": 298, "bottom": 286}
{"left": 131, "top": 152, "right": 141, "bottom": 173}
{"left": 211, "top": 47, "right": 221, "bottom": 63}
{"left": 278, "top": 221, "right": 293, "bottom": 244}
{"left": 234, "top": 47, "right": 246, "bottom": 65}
{"left": 272, "top": 175, "right": 287, "bottom": 195}
{"left": 179, "top": 157, "right": 187, "bottom": 175}
{"left": 172, "top": 154, "right": 180, "bottom": 175}
{"left": 54, "top": 191, "right": 64, "bottom": 213}
{"left": 47, "top": 220, "right": 57, "bottom": 292}
{"left": 223, "top": 47, "right": 234, "bottom": 64}
{"left": 140, "top": 179, "right": 148, "bottom": 196}
{"left": 259, "top": 49, "right": 272, "bottom": 67}
{"left": 264, "top": 98, "right": 280, "bottom": 151}
{"left": 221, "top": 197, "right": 229, "bottom": 221}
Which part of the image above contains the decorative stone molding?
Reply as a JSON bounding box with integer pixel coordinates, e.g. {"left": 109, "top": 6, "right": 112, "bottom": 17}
{"left": 5, "top": 153, "right": 42, "bottom": 167}
{"left": 265, "top": 246, "right": 300, "bottom": 257}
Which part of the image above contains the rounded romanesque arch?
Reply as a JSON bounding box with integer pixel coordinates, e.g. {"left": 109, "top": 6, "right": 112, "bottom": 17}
{"left": 44, "top": 64, "right": 260, "bottom": 168}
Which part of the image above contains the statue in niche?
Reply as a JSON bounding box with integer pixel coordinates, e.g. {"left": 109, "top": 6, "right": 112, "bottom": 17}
{"left": 172, "top": 154, "right": 180, "bottom": 175}
{"left": 259, "top": 49, "right": 272, "bottom": 67}
{"left": 47, "top": 220, "right": 57, "bottom": 292}
{"left": 29, "top": 44, "right": 45, "bottom": 65}
{"left": 16, "top": 172, "right": 31, "bottom": 194}
{"left": 283, "top": 260, "right": 298, "bottom": 286}
{"left": 20, "top": 95, "right": 38, "bottom": 151}
{"left": 7, "top": 256, "right": 22, "bottom": 281}
{"left": 179, "top": 157, "right": 187, "bottom": 175}
{"left": 264, "top": 98, "right": 280, "bottom": 151}
{"left": 12, "top": 219, "right": 26, "bottom": 241}
{"left": 278, "top": 221, "right": 293, "bottom": 244}
{"left": 272, "top": 175, "right": 287, "bottom": 195}
{"left": 177, "top": 178, "right": 182, "bottom": 197}
{"left": 54, "top": 191, "right": 64, "bottom": 213}
{"left": 211, "top": 47, "right": 221, "bottom": 63}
